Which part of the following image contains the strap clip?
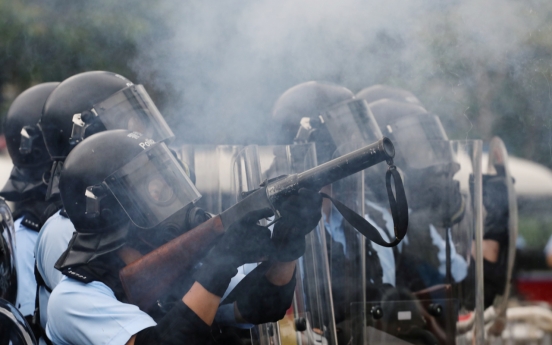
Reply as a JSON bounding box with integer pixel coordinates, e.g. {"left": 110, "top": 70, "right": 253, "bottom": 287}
{"left": 85, "top": 185, "right": 107, "bottom": 219}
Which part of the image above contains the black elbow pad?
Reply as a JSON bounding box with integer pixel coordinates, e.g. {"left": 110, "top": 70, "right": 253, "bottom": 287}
{"left": 223, "top": 262, "right": 296, "bottom": 325}
{"left": 135, "top": 301, "right": 211, "bottom": 345}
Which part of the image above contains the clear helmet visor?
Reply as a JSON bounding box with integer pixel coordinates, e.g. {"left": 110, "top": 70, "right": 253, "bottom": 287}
{"left": 104, "top": 143, "right": 201, "bottom": 229}
{"left": 390, "top": 114, "right": 454, "bottom": 170}
{"left": 321, "top": 98, "right": 383, "bottom": 152}
{"left": 92, "top": 84, "right": 174, "bottom": 143}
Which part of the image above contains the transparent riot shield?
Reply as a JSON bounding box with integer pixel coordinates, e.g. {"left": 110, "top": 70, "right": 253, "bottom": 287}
{"left": 0, "top": 199, "right": 17, "bottom": 305}
{"left": 0, "top": 298, "right": 37, "bottom": 345}
{"left": 483, "top": 137, "right": 518, "bottom": 340}
{"left": 332, "top": 140, "right": 483, "bottom": 345}
{"left": 179, "top": 145, "right": 262, "bottom": 214}
{"left": 252, "top": 143, "right": 337, "bottom": 345}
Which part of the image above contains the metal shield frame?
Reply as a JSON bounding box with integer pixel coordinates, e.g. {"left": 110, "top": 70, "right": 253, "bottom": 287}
{"left": 179, "top": 145, "right": 262, "bottom": 214}
{"left": 253, "top": 143, "right": 337, "bottom": 345}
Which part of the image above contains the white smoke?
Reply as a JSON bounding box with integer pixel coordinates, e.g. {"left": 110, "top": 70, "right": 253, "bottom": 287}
{"left": 131, "top": 0, "right": 552, "bottom": 150}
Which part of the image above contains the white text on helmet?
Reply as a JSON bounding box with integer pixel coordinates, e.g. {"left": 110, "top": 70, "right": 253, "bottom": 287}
{"left": 139, "top": 138, "right": 156, "bottom": 150}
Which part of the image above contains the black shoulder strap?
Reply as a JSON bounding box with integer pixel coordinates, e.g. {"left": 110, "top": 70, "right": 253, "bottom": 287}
{"left": 32, "top": 264, "right": 54, "bottom": 345}
{"left": 14, "top": 199, "right": 63, "bottom": 232}
{"left": 320, "top": 165, "right": 409, "bottom": 248}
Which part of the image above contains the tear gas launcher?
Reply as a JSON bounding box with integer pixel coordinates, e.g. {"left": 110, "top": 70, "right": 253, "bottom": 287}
{"left": 120, "top": 137, "right": 408, "bottom": 311}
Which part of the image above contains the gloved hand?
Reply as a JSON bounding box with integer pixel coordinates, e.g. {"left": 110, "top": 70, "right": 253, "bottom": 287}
{"left": 272, "top": 188, "right": 322, "bottom": 262}
{"left": 195, "top": 220, "right": 273, "bottom": 297}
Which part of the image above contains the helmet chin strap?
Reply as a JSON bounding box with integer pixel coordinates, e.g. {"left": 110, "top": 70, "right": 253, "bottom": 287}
{"left": 84, "top": 184, "right": 108, "bottom": 219}
{"left": 68, "top": 109, "right": 98, "bottom": 147}
{"left": 45, "top": 161, "right": 63, "bottom": 201}
{"left": 19, "top": 126, "right": 40, "bottom": 155}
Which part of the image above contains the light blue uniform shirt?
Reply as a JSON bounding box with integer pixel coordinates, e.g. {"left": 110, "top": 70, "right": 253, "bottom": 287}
{"left": 13, "top": 217, "right": 39, "bottom": 317}
{"left": 46, "top": 264, "right": 254, "bottom": 343}
{"left": 45, "top": 271, "right": 252, "bottom": 344}
{"left": 34, "top": 210, "right": 75, "bottom": 330}
{"left": 47, "top": 276, "right": 156, "bottom": 345}
{"left": 429, "top": 224, "right": 468, "bottom": 282}
{"left": 364, "top": 201, "right": 401, "bottom": 286}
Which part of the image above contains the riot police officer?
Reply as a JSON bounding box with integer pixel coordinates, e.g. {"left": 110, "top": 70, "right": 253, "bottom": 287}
{"left": 34, "top": 71, "right": 175, "bottom": 340}
{"left": 47, "top": 130, "right": 321, "bottom": 344}
{"left": 271, "top": 81, "right": 402, "bottom": 344}
{"left": 0, "top": 83, "right": 61, "bottom": 325}
{"left": 361, "top": 96, "right": 470, "bottom": 289}
{"left": 365, "top": 93, "right": 511, "bottom": 305}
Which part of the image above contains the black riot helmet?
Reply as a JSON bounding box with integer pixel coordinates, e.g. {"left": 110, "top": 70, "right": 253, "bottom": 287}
{"left": 0, "top": 83, "right": 58, "bottom": 201}
{"left": 40, "top": 71, "right": 174, "bottom": 160}
{"left": 0, "top": 199, "right": 17, "bottom": 305}
{"left": 356, "top": 84, "right": 423, "bottom": 106}
{"left": 271, "top": 81, "right": 357, "bottom": 163}
{"left": 55, "top": 130, "right": 201, "bottom": 272}
{"left": 271, "top": 81, "right": 354, "bottom": 144}
{"left": 39, "top": 71, "right": 174, "bottom": 200}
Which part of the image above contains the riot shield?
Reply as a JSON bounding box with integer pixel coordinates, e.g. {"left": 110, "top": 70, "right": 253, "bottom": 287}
{"left": 0, "top": 198, "right": 17, "bottom": 305}
{"left": 0, "top": 298, "right": 36, "bottom": 345}
{"left": 179, "top": 145, "right": 262, "bottom": 214}
{"left": 252, "top": 143, "right": 337, "bottom": 345}
{"left": 330, "top": 140, "right": 484, "bottom": 345}
{"left": 484, "top": 137, "right": 518, "bottom": 338}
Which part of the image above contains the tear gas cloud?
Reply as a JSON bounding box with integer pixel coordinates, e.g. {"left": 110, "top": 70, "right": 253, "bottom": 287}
{"left": 131, "top": 0, "right": 551, "bottom": 163}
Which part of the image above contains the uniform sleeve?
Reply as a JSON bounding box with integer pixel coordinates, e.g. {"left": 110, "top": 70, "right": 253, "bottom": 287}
{"left": 14, "top": 219, "right": 39, "bottom": 317}
{"left": 46, "top": 277, "right": 156, "bottom": 345}
{"left": 35, "top": 212, "right": 78, "bottom": 330}
{"left": 35, "top": 212, "right": 75, "bottom": 290}
{"left": 429, "top": 225, "right": 468, "bottom": 282}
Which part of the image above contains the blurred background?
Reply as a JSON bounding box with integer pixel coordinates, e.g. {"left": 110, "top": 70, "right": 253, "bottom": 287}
{"left": 2, "top": 0, "right": 552, "bottom": 302}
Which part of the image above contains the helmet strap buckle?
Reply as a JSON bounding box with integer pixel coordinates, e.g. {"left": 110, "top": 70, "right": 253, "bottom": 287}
{"left": 85, "top": 185, "right": 107, "bottom": 219}
{"left": 294, "top": 117, "right": 320, "bottom": 143}
{"left": 19, "top": 126, "right": 39, "bottom": 155}
{"left": 69, "top": 110, "right": 96, "bottom": 147}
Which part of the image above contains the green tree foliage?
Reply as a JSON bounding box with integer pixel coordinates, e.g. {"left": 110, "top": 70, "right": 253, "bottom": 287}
{"left": 0, "top": 0, "right": 166, "bottom": 120}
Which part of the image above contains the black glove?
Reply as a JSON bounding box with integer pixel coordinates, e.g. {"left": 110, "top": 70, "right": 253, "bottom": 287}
{"left": 272, "top": 188, "right": 322, "bottom": 262}
{"left": 222, "top": 262, "right": 296, "bottom": 324}
{"left": 195, "top": 220, "right": 274, "bottom": 297}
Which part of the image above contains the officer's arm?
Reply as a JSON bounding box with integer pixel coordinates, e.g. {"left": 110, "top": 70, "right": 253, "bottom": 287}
{"left": 128, "top": 282, "right": 220, "bottom": 345}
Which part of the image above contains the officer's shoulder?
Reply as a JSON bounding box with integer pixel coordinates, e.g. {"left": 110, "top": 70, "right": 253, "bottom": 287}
{"left": 40, "top": 211, "right": 74, "bottom": 236}
{"left": 52, "top": 276, "right": 116, "bottom": 300}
